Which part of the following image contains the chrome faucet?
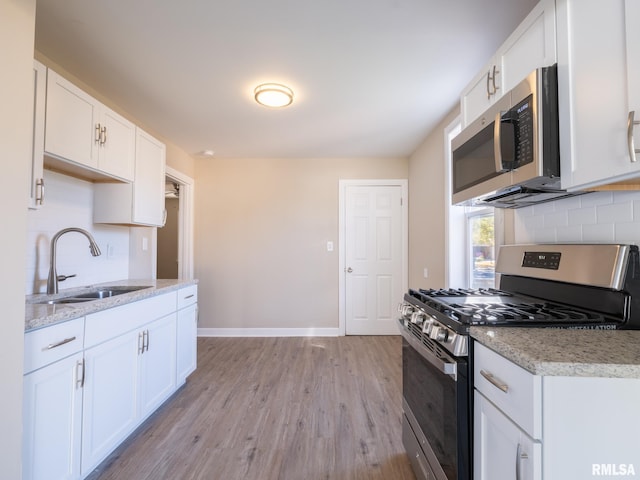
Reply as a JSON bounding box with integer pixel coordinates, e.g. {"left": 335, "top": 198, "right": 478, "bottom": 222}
{"left": 47, "top": 228, "right": 102, "bottom": 295}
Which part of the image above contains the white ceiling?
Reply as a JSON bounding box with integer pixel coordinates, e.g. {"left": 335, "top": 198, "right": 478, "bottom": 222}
{"left": 35, "top": 0, "right": 538, "bottom": 159}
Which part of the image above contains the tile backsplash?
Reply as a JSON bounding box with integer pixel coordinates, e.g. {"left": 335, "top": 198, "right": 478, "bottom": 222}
{"left": 514, "top": 190, "right": 640, "bottom": 245}
{"left": 26, "top": 170, "right": 130, "bottom": 295}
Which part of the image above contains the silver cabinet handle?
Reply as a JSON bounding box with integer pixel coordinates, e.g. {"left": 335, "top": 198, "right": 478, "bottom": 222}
{"left": 628, "top": 111, "right": 639, "bottom": 163}
{"left": 35, "top": 178, "right": 44, "bottom": 206}
{"left": 76, "top": 359, "right": 85, "bottom": 389}
{"left": 184, "top": 294, "right": 195, "bottom": 300}
{"left": 100, "top": 126, "right": 107, "bottom": 145}
{"left": 95, "top": 123, "right": 101, "bottom": 143}
{"left": 143, "top": 329, "right": 150, "bottom": 353}
{"left": 480, "top": 369, "right": 509, "bottom": 393}
{"left": 43, "top": 336, "right": 76, "bottom": 351}
{"left": 486, "top": 70, "right": 492, "bottom": 99}
{"left": 138, "top": 331, "right": 144, "bottom": 355}
{"left": 515, "top": 443, "right": 528, "bottom": 480}
{"left": 491, "top": 65, "right": 500, "bottom": 95}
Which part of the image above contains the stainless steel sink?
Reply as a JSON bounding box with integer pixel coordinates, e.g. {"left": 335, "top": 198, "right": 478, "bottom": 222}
{"left": 37, "top": 286, "right": 152, "bottom": 304}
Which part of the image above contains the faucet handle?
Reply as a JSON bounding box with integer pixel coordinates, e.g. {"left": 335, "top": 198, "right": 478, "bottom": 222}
{"left": 57, "top": 274, "right": 77, "bottom": 282}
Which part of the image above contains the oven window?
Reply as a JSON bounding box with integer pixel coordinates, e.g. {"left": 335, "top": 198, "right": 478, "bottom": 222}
{"left": 403, "top": 339, "right": 469, "bottom": 480}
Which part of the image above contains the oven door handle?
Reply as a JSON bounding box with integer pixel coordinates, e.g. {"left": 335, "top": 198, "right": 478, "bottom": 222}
{"left": 399, "top": 325, "right": 458, "bottom": 380}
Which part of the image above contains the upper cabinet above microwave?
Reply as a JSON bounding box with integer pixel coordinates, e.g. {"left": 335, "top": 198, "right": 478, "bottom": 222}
{"left": 557, "top": 0, "right": 640, "bottom": 191}
{"left": 460, "top": 0, "right": 557, "bottom": 128}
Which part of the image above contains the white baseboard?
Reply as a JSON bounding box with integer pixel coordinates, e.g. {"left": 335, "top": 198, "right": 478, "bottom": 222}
{"left": 197, "top": 327, "right": 342, "bottom": 337}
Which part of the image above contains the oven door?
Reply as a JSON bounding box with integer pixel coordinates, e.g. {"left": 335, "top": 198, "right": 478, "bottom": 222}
{"left": 402, "top": 337, "right": 470, "bottom": 480}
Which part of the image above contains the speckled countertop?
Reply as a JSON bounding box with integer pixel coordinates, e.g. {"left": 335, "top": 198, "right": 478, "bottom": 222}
{"left": 25, "top": 279, "right": 198, "bottom": 332}
{"left": 470, "top": 327, "right": 640, "bottom": 379}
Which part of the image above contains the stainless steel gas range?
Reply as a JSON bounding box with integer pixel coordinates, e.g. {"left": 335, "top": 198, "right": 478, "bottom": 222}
{"left": 398, "top": 244, "right": 640, "bottom": 480}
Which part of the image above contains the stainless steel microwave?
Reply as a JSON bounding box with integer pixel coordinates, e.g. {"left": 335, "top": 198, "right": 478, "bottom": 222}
{"left": 451, "top": 65, "right": 577, "bottom": 208}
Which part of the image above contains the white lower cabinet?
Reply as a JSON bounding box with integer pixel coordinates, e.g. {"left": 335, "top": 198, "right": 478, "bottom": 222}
{"left": 474, "top": 392, "right": 541, "bottom": 480}
{"left": 81, "top": 312, "right": 177, "bottom": 476}
{"left": 80, "top": 329, "right": 139, "bottom": 476}
{"left": 176, "top": 285, "right": 198, "bottom": 385}
{"left": 23, "top": 352, "right": 84, "bottom": 480}
{"left": 23, "top": 317, "right": 85, "bottom": 480}
{"left": 23, "top": 286, "right": 197, "bottom": 480}
{"left": 474, "top": 341, "right": 640, "bottom": 480}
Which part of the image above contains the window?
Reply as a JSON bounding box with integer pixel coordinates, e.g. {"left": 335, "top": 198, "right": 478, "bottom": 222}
{"left": 467, "top": 208, "right": 495, "bottom": 289}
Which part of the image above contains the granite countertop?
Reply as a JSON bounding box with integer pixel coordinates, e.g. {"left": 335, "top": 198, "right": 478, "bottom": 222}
{"left": 25, "top": 278, "right": 198, "bottom": 332}
{"left": 470, "top": 327, "right": 640, "bottom": 379}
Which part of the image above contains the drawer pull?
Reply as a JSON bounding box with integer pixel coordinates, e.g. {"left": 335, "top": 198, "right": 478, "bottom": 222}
{"left": 480, "top": 369, "right": 509, "bottom": 393}
{"left": 183, "top": 294, "right": 194, "bottom": 300}
{"left": 43, "top": 336, "right": 76, "bottom": 351}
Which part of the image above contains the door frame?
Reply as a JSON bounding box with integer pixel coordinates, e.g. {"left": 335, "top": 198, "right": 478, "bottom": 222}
{"left": 338, "top": 179, "right": 408, "bottom": 336}
{"left": 163, "top": 166, "right": 195, "bottom": 280}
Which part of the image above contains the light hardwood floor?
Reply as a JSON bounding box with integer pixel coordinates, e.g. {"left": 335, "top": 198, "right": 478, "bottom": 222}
{"left": 89, "top": 336, "right": 416, "bottom": 480}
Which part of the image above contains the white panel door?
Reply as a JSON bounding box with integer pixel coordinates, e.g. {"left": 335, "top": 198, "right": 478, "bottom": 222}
{"left": 345, "top": 185, "right": 404, "bottom": 335}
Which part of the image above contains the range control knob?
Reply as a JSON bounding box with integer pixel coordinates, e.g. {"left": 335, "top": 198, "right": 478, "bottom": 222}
{"left": 401, "top": 304, "right": 414, "bottom": 316}
{"left": 429, "top": 325, "right": 449, "bottom": 343}
{"left": 422, "top": 317, "right": 434, "bottom": 334}
{"left": 410, "top": 311, "right": 425, "bottom": 326}
{"left": 435, "top": 328, "right": 449, "bottom": 343}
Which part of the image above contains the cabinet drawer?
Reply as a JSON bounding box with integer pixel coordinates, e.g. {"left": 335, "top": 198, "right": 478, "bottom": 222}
{"left": 474, "top": 342, "right": 542, "bottom": 439}
{"left": 24, "top": 318, "right": 85, "bottom": 374}
{"left": 177, "top": 284, "right": 198, "bottom": 310}
{"left": 85, "top": 292, "right": 178, "bottom": 348}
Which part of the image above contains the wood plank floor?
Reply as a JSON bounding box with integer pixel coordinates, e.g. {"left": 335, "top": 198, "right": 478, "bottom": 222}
{"left": 89, "top": 336, "right": 416, "bottom": 480}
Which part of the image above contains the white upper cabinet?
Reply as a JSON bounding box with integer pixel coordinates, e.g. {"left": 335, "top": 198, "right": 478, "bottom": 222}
{"left": 93, "top": 127, "right": 166, "bottom": 227}
{"left": 558, "top": 0, "right": 640, "bottom": 190}
{"left": 461, "top": 0, "right": 557, "bottom": 127}
{"left": 44, "top": 69, "right": 135, "bottom": 182}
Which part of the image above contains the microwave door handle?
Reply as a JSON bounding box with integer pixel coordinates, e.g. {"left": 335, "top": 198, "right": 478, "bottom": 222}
{"left": 494, "top": 111, "right": 505, "bottom": 172}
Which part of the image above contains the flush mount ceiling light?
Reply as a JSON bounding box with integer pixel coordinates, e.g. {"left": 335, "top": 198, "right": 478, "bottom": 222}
{"left": 254, "top": 83, "right": 294, "bottom": 108}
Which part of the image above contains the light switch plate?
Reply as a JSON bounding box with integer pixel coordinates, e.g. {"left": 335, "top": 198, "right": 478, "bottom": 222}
{"left": 327, "top": 241, "right": 334, "bottom": 252}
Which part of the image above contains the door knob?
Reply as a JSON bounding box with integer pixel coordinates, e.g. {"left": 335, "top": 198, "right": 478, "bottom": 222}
{"left": 345, "top": 267, "right": 353, "bottom": 273}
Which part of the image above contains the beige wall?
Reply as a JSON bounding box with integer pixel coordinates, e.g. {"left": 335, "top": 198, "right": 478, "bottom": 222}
{"left": 194, "top": 157, "right": 408, "bottom": 330}
{"left": 407, "top": 107, "right": 460, "bottom": 289}
{"left": 1, "top": 0, "right": 35, "bottom": 476}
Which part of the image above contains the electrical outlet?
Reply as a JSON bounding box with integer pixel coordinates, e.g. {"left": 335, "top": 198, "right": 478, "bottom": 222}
{"left": 423, "top": 268, "right": 429, "bottom": 278}
{"left": 327, "top": 241, "right": 334, "bottom": 252}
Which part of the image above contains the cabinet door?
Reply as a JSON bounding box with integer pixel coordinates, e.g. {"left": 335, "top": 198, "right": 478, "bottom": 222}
{"left": 23, "top": 352, "right": 83, "bottom": 480}
{"left": 98, "top": 107, "right": 135, "bottom": 181}
{"left": 499, "top": 0, "right": 556, "bottom": 94}
{"left": 44, "top": 70, "right": 99, "bottom": 170}
{"left": 133, "top": 128, "right": 166, "bottom": 225}
{"left": 558, "top": 0, "right": 640, "bottom": 189}
{"left": 474, "top": 392, "right": 541, "bottom": 480}
{"left": 29, "top": 60, "right": 46, "bottom": 209}
{"left": 139, "top": 313, "right": 177, "bottom": 419}
{"left": 81, "top": 331, "right": 139, "bottom": 477}
{"left": 626, "top": 0, "right": 640, "bottom": 164}
{"left": 177, "top": 303, "right": 197, "bottom": 385}
{"left": 460, "top": 57, "right": 498, "bottom": 128}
